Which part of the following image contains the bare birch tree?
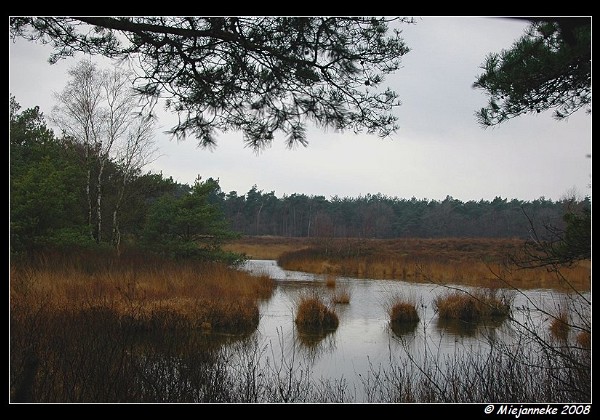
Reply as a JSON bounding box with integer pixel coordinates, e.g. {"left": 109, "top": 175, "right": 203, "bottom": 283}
{"left": 52, "top": 59, "right": 156, "bottom": 246}
{"left": 111, "top": 113, "right": 157, "bottom": 254}
{"left": 52, "top": 60, "right": 104, "bottom": 241}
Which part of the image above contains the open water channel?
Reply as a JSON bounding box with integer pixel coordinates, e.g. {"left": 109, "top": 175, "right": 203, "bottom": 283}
{"left": 232, "top": 259, "right": 587, "bottom": 401}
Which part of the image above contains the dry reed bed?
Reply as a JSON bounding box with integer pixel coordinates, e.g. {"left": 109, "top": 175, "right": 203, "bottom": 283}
{"left": 10, "top": 252, "right": 276, "bottom": 333}
{"left": 222, "top": 236, "right": 312, "bottom": 260}
{"left": 9, "top": 249, "right": 591, "bottom": 402}
{"left": 10, "top": 251, "right": 278, "bottom": 402}
{"left": 264, "top": 237, "right": 591, "bottom": 291}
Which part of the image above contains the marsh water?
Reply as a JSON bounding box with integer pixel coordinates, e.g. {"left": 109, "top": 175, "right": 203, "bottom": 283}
{"left": 231, "top": 259, "right": 587, "bottom": 401}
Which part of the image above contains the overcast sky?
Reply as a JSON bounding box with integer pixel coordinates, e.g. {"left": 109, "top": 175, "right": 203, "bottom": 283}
{"left": 9, "top": 16, "right": 592, "bottom": 203}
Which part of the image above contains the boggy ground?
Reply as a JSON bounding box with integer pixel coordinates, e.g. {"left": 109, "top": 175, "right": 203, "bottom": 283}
{"left": 224, "top": 236, "right": 591, "bottom": 292}
{"left": 10, "top": 246, "right": 590, "bottom": 402}
{"left": 10, "top": 249, "right": 277, "bottom": 402}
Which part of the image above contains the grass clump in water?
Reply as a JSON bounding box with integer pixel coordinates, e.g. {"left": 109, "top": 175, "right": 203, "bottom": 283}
{"left": 389, "top": 300, "right": 420, "bottom": 324}
{"left": 385, "top": 295, "right": 420, "bottom": 336}
{"left": 295, "top": 293, "right": 339, "bottom": 330}
{"left": 434, "top": 289, "right": 511, "bottom": 322}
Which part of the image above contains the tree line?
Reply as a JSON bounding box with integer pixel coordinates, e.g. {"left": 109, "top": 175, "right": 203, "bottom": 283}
{"left": 218, "top": 186, "right": 589, "bottom": 239}
{"left": 10, "top": 93, "right": 589, "bottom": 260}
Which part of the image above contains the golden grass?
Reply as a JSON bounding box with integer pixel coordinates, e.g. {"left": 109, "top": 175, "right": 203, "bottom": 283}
{"left": 10, "top": 253, "right": 276, "bottom": 333}
{"left": 549, "top": 309, "right": 570, "bottom": 342}
{"left": 324, "top": 274, "right": 337, "bottom": 288}
{"left": 434, "top": 289, "right": 511, "bottom": 322}
{"left": 576, "top": 330, "right": 591, "bottom": 348}
{"left": 222, "top": 235, "right": 312, "bottom": 259}
{"left": 384, "top": 293, "right": 420, "bottom": 324}
{"left": 257, "top": 236, "right": 591, "bottom": 292}
{"left": 294, "top": 293, "right": 339, "bottom": 330}
{"left": 389, "top": 301, "right": 420, "bottom": 324}
{"left": 331, "top": 287, "right": 351, "bottom": 304}
{"left": 385, "top": 295, "right": 420, "bottom": 336}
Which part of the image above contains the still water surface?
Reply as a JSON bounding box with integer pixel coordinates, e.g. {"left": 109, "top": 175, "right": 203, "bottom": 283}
{"left": 237, "top": 259, "right": 578, "bottom": 398}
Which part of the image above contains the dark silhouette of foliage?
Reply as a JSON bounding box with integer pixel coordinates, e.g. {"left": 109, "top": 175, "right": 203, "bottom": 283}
{"left": 10, "top": 96, "right": 89, "bottom": 253}
{"left": 141, "top": 177, "right": 240, "bottom": 259}
{"left": 10, "top": 17, "right": 413, "bottom": 149}
{"left": 218, "top": 188, "right": 585, "bottom": 240}
{"left": 516, "top": 203, "right": 590, "bottom": 269}
{"left": 474, "top": 17, "right": 590, "bottom": 126}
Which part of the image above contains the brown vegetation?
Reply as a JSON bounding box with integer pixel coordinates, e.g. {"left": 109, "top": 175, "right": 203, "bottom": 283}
{"left": 10, "top": 250, "right": 277, "bottom": 402}
{"left": 385, "top": 295, "right": 420, "bottom": 337}
{"left": 10, "top": 250, "right": 276, "bottom": 333}
{"left": 331, "top": 287, "right": 351, "bottom": 304}
{"left": 294, "top": 293, "right": 339, "bottom": 330}
{"left": 324, "top": 273, "right": 337, "bottom": 288}
{"left": 389, "top": 300, "right": 420, "bottom": 324}
{"left": 225, "top": 236, "right": 590, "bottom": 291}
{"left": 434, "top": 289, "right": 511, "bottom": 322}
{"left": 10, "top": 306, "right": 240, "bottom": 402}
{"left": 549, "top": 309, "right": 571, "bottom": 342}
{"left": 222, "top": 235, "right": 312, "bottom": 259}
{"left": 576, "top": 330, "right": 591, "bottom": 348}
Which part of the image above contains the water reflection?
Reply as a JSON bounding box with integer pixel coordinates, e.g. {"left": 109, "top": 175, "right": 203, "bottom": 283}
{"left": 434, "top": 318, "right": 479, "bottom": 337}
{"left": 239, "top": 259, "right": 589, "bottom": 401}
{"left": 295, "top": 327, "right": 338, "bottom": 362}
{"left": 434, "top": 315, "right": 509, "bottom": 337}
{"left": 389, "top": 320, "right": 420, "bottom": 337}
{"left": 295, "top": 326, "right": 337, "bottom": 348}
